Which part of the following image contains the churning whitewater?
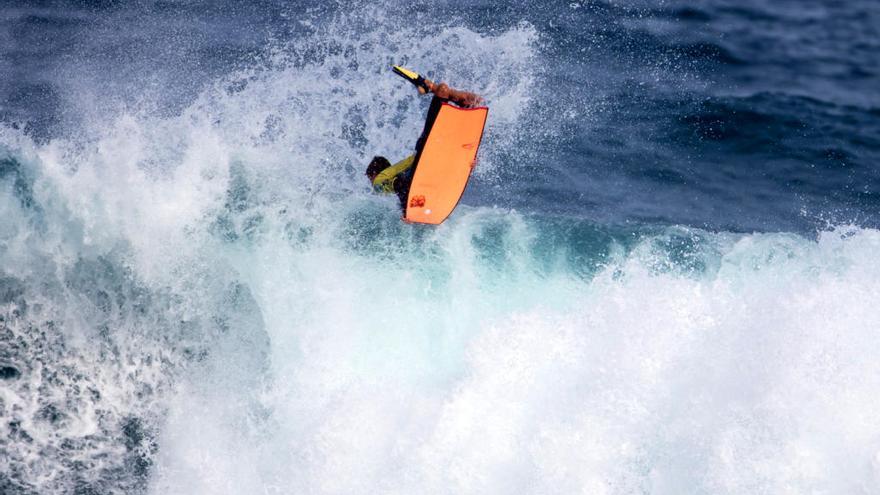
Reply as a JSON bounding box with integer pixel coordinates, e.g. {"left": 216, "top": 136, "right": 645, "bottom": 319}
{"left": 3, "top": 1, "right": 880, "bottom": 494}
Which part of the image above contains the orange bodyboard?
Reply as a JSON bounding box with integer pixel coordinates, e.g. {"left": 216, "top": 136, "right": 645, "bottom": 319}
{"left": 404, "top": 103, "right": 488, "bottom": 224}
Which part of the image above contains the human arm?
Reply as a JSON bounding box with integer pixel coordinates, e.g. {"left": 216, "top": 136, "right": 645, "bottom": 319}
{"left": 423, "top": 79, "right": 484, "bottom": 108}
{"left": 392, "top": 65, "right": 484, "bottom": 107}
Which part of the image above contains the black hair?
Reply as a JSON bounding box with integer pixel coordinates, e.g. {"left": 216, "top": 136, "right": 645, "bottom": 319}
{"left": 365, "top": 156, "right": 391, "bottom": 177}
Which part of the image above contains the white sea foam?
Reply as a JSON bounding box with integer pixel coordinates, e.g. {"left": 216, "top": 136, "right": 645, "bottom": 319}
{"left": 141, "top": 216, "right": 880, "bottom": 495}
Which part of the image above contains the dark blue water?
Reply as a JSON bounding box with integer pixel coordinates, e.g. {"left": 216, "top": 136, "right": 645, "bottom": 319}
{"left": 3, "top": 0, "right": 878, "bottom": 233}
{"left": 2, "top": 1, "right": 880, "bottom": 494}
{"left": 468, "top": 0, "right": 880, "bottom": 232}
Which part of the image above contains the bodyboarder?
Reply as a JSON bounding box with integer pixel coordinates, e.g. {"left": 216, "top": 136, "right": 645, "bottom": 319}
{"left": 365, "top": 67, "right": 484, "bottom": 209}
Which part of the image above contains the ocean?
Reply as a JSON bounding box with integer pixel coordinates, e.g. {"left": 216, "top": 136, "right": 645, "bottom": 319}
{"left": 1, "top": 0, "right": 879, "bottom": 493}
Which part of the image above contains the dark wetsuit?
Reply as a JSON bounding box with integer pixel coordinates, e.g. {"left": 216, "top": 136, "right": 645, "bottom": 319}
{"left": 390, "top": 96, "right": 447, "bottom": 208}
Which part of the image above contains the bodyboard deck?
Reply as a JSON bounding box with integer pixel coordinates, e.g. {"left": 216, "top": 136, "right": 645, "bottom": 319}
{"left": 404, "top": 102, "right": 488, "bottom": 225}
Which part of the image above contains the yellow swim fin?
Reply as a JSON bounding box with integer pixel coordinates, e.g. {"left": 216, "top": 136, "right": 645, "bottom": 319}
{"left": 392, "top": 65, "right": 430, "bottom": 93}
